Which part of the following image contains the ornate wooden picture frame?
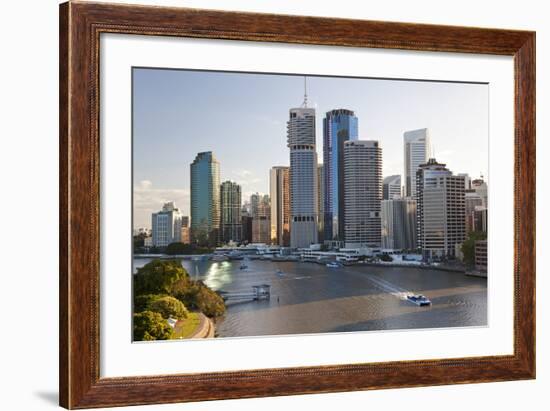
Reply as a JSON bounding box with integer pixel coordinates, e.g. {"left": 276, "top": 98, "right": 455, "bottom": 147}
{"left": 59, "top": 1, "right": 535, "bottom": 408}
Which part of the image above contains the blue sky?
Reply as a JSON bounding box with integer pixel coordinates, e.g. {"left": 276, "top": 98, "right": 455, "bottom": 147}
{"left": 133, "top": 68, "right": 488, "bottom": 228}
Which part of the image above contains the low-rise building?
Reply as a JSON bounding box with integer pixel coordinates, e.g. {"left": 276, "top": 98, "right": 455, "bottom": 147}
{"left": 474, "top": 240, "right": 488, "bottom": 272}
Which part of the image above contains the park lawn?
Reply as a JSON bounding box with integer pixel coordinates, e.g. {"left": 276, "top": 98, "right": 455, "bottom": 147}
{"left": 172, "top": 312, "right": 202, "bottom": 339}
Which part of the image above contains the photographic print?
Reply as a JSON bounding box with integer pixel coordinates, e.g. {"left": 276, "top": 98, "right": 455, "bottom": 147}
{"left": 132, "top": 68, "right": 489, "bottom": 342}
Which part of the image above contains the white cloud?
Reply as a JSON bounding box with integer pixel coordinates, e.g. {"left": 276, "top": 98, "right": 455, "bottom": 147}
{"left": 133, "top": 180, "right": 190, "bottom": 228}
{"left": 232, "top": 169, "right": 253, "bottom": 178}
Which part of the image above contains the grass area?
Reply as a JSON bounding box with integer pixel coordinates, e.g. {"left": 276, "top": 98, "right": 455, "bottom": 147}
{"left": 172, "top": 312, "right": 202, "bottom": 339}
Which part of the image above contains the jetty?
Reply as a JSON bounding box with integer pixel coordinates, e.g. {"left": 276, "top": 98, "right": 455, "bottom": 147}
{"left": 219, "top": 284, "right": 271, "bottom": 302}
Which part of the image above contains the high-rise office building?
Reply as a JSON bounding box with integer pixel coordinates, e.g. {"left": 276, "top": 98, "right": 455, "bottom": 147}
{"left": 322, "top": 109, "right": 358, "bottom": 243}
{"left": 472, "top": 178, "right": 488, "bottom": 207}
{"left": 381, "top": 197, "right": 417, "bottom": 250}
{"left": 287, "top": 86, "right": 318, "bottom": 248}
{"left": 458, "top": 173, "right": 472, "bottom": 190}
{"left": 465, "top": 191, "right": 483, "bottom": 233}
{"left": 251, "top": 193, "right": 271, "bottom": 244}
{"left": 241, "top": 203, "right": 253, "bottom": 244}
{"left": 317, "top": 164, "right": 325, "bottom": 241}
{"left": 220, "top": 181, "right": 242, "bottom": 244}
{"left": 269, "top": 166, "right": 290, "bottom": 246}
{"left": 416, "top": 158, "right": 466, "bottom": 260}
{"left": 404, "top": 128, "right": 431, "bottom": 198}
{"left": 383, "top": 175, "right": 402, "bottom": 200}
{"left": 151, "top": 202, "right": 184, "bottom": 248}
{"left": 190, "top": 151, "right": 220, "bottom": 246}
{"left": 343, "top": 140, "right": 382, "bottom": 248}
{"left": 473, "top": 206, "right": 488, "bottom": 233}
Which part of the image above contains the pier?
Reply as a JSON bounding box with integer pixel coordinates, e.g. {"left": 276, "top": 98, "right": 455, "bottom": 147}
{"left": 219, "top": 284, "right": 271, "bottom": 302}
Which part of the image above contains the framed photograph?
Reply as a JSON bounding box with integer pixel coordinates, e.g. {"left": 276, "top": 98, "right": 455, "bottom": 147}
{"left": 59, "top": 1, "right": 535, "bottom": 408}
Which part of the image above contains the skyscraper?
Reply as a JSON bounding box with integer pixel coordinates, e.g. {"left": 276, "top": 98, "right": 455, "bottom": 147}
{"left": 383, "top": 175, "right": 402, "bottom": 200}
{"left": 220, "top": 181, "right": 242, "bottom": 244}
{"left": 190, "top": 151, "right": 220, "bottom": 246}
{"left": 269, "top": 166, "right": 290, "bottom": 246}
{"left": 251, "top": 193, "right": 271, "bottom": 244}
{"left": 151, "top": 202, "right": 184, "bottom": 248}
{"left": 416, "top": 158, "right": 466, "bottom": 260}
{"left": 241, "top": 202, "right": 253, "bottom": 244}
{"left": 287, "top": 84, "right": 318, "bottom": 248}
{"left": 465, "top": 190, "right": 483, "bottom": 233}
{"left": 458, "top": 173, "right": 472, "bottom": 190}
{"left": 317, "top": 164, "right": 325, "bottom": 241}
{"left": 381, "top": 198, "right": 417, "bottom": 250}
{"left": 323, "top": 109, "right": 358, "bottom": 244}
{"left": 472, "top": 177, "right": 488, "bottom": 207}
{"left": 343, "top": 140, "right": 382, "bottom": 249}
{"left": 404, "top": 128, "right": 431, "bottom": 198}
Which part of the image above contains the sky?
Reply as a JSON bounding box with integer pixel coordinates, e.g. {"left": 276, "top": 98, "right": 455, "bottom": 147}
{"left": 133, "top": 68, "right": 488, "bottom": 229}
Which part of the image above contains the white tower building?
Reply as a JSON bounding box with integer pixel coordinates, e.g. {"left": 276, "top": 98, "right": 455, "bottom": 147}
{"left": 151, "top": 202, "right": 184, "bottom": 248}
{"left": 343, "top": 140, "right": 382, "bottom": 248}
{"left": 287, "top": 78, "right": 318, "bottom": 248}
{"left": 404, "top": 128, "right": 431, "bottom": 199}
{"left": 416, "top": 158, "right": 466, "bottom": 260}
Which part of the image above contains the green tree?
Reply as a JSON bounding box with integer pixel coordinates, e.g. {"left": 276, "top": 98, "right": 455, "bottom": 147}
{"left": 166, "top": 242, "right": 213, "bottom": 255}
{"left": 166, "top": 242, "right": 192, "bottom": 255}
{"left": 133, "top": 311, "right": 173, "bottom": 341}
{"left": 461, "top": 231, "right": 487, "bottom": 265}
{"left": 173, "top": 281, "right": 226, "bottom": 318}
{"left": 149, "top": 296, "right": 189, "bottom": 320}
{"left": 134, "top": 259, "right": 188, "bottom": 295}
{"left": 134, "top": 259, "right": 226, "bottom": 319}
{"left": 134, "top": 293, "right": 164, "bottom": 313}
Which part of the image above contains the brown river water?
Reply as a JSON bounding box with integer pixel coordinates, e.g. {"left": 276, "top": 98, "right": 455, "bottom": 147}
{"left": 133, "top": 258, "right": 487, "bottom": 338}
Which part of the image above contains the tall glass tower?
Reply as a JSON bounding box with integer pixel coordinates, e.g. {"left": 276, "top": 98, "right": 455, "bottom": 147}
{"left": 287, "top": 79, "right": 318, "bottom": 248}
{"left": 190, "top": 151, "right": 220, "bottom": 246}
{"left": 323, "top": 109, "right": 358, "bottom": 245}
{"left": 220, "top": 181, "right": 242, "bottom": 244}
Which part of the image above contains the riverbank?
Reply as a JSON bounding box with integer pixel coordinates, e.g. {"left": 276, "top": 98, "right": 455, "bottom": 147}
{"left": 173, "top": 312, "right": 215, "bottom": 339}
{"left": 134, "top": 253, "right": 469, "bottom": 275}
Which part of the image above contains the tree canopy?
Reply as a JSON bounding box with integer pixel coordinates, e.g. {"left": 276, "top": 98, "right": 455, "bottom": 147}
{"left": 133, "top": 311, "right": 173, "bottom": 341}
{"left": 172, "top": 280, "right": 226, "bottom": 318}
{"left": 148, "top": 296, "right": 189, "bottom": 320}
{"left": 134, "top": 259, "right": 188, "bottom": 295}
{"left": 461, "top": 231, "right": 487, "bottom": 265}
{"left": 165, "top": 242, "right": 213, "bottom": 255}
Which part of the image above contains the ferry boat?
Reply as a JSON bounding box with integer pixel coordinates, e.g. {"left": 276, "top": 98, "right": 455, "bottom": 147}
{"left": 326, "top": 261, "right": 343, "bottom": 268}
{"left": 406, "top": 294, "right": 431, "bottom": 306}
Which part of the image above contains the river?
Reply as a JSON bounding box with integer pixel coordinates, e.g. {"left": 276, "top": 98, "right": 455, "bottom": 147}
{"left": 133, "top": 258, "right": 487, "bottom": 338}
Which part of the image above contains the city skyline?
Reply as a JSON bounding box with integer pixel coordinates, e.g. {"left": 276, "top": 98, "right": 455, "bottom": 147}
{"left": 133, "top": 68, "right": 488, "bottom": 229}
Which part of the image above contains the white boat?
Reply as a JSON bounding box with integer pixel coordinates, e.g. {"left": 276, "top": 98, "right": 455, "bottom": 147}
{"left": 406, "top": 294, "right": 431, "bottom": 306}
{"left": 326, "top": 261, "right": 343, "bottom": 268}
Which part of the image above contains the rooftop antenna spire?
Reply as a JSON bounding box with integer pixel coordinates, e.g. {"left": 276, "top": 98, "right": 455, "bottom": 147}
{"left": 302, "top": 76, "right": 308, "bottom": 108}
